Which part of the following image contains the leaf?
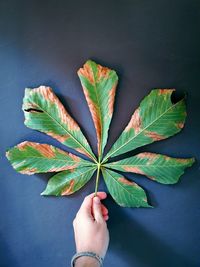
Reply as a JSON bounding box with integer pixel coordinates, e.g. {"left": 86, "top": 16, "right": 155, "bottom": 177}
{"left": 41, "top": 166, "right": 96, "bottom": 196}
{"left": 6, "top": 141, "right": 92, "bottom": 175}
{"left": 103, "top": 89, "right": 186, "bottom": 162}
{"left": 6, "top": 60, "right": 195, "bottom": 208}
{"left": 104, "top": 152, "right": 195, "bottom": 184}
{"left": 23, "top": 86, "right": 97, "bottom": 162}
{"left": 78, "top": 60, "right": 118, "bottom": 160}
{"left": 101, "top": 167, "right": 151, "bottom": 207}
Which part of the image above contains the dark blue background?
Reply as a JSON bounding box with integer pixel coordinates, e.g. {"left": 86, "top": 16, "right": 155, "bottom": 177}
{"left": 0, "top": 1, "right": 200, "bottom": 266}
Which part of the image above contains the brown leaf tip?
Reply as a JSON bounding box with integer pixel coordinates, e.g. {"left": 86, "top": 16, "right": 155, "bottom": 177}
{"left": 158, "top": 89, "right": 175, "bottom": 95}
{"left": 78, "top": 61, "right": 95, "bottom": 85}
{"left": 17, "top": 141, "right": 29, "bottom": 151}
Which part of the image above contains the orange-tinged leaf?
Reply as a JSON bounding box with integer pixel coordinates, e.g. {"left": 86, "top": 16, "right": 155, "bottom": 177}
{"left": 23, "top": 86, "right": 97, "bottom": 162}
{"left": 6, "top": 61, "right": 195, "bottom": 208}
{"left": 78, "top": 60, "right": 118, "bottom": 160}
{"left": 6, "top": 141, "right": 93, "bottom": 174}
{"left": 103, "top": 89, "right": 187, "bottom": 161}
{"left": 41, "top": 167, "right": 96, "bottom": 196}
{"left": 105, "top": 152, "right": 195, "bottom": 184}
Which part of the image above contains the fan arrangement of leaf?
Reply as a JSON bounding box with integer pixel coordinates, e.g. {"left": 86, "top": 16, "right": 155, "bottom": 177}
{"left": 6, "top": 60, "right": 195, "bottom": 207}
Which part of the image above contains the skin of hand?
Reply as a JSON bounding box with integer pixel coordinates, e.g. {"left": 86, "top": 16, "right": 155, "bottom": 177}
{"left": 73, "top": 191, "right": 109, "bottom": 266}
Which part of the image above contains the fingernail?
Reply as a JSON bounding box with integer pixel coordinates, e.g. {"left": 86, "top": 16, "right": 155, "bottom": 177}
{"left": 94, "top": 197, "right": 100, "bottom": 204}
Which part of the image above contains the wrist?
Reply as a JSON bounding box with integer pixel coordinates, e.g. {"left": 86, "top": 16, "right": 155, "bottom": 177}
{"left": 71, "top": 252, "right": 103, "bottom": 267}
{"left": 75, "top": 256, "right": 100, "bottom": 267}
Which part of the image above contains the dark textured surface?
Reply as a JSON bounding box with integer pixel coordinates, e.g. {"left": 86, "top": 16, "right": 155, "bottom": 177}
{"left": 0, "top": 1, "right": 200, "bottom": 266}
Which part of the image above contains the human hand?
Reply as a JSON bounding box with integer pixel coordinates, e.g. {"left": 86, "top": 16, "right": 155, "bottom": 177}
{"left": 73, "top": 192, "right": 109, "bottom": 264}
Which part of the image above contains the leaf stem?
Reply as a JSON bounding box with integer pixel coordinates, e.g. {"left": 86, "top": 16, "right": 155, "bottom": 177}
{"left": 94, "top": 162, "right": 101, "bottom": 196}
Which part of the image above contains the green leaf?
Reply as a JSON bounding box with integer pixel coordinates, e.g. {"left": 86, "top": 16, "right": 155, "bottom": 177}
{"left": 6, "top": 141, "right": 93, "bottom": 175}
{"left": 104, "top": 152, "right": 195, "bottom": 184}
{"left": 41, "top": 166, "right": 96, "bottom": 196}
{"left": 23, "top": 86, "right": 97, "bottom": 162}
{"left": 78, "top": 60, "right": 118, "bottom": 160}
{"left": 6, "top": 60, "right": 195, "bottom": 208}
{"left": 101, "top": 167, "right": 151, "bottom": 208}
{"left": 103, "top": 89, "right": 186, "bottom": 162}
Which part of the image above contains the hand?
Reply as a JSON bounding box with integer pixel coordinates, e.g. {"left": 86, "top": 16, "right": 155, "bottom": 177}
{"left": 73, "top": 192, "right": 109, "bottom": 266}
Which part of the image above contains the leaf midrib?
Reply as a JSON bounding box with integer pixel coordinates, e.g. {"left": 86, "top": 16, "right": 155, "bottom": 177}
{"left": 14, "top": 155, "right": 91, "bottom": 163}
{"left": 105, "top": 163, "right": 191, "bottom": 168}
{"left": 91, "top": 70, "right": 103, "bottom": 160}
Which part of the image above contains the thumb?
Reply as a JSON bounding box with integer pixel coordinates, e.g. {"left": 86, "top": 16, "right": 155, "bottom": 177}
{"left": 93, "top": 196, "right": 104, "bottom": 223}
